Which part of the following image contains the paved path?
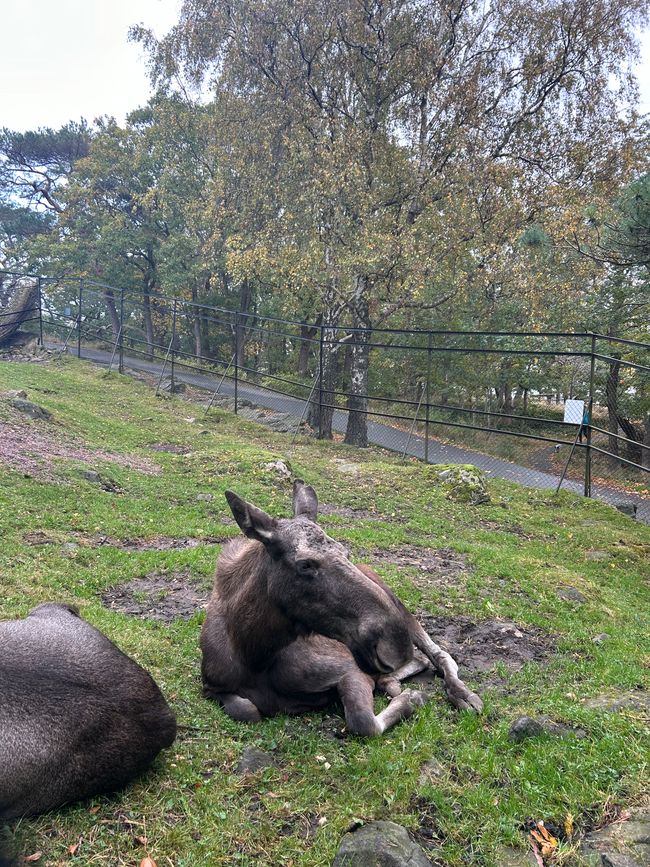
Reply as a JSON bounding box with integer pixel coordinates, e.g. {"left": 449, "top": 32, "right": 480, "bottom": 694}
{"left": 73, "top": 346, "right": 649, "bottom": 523}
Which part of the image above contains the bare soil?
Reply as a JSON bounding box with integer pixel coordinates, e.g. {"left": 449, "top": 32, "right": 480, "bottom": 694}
{"left": 23, "top": 530, "right": 229, "bottom": 550}
{"left": 100, "top": 568, "right": 211, "bottom": 622}
{"left": 418, "top": 613, "right": 554, "bottom": 675}
{"left": 361, "top": 545, "right": 471, "bottom": 580}
{"left": 0, "top": 405, "right": 160, "bottom": 479}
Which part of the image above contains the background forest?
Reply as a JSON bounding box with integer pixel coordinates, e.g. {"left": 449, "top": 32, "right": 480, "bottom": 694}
{"left": 1, "top": 0, "right": 649, "bottom": 453}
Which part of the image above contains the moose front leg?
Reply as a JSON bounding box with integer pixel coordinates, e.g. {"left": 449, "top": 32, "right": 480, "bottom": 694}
{"left": 338, "top": 671, "right": 425, "bottom": 736}
{"left": 412, "top": 625, "right": 483, "bottom": 713}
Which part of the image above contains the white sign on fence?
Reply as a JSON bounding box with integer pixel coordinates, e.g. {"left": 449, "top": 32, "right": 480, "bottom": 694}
{"left": 564, "top": 399, "right": 585, "bottom": 425}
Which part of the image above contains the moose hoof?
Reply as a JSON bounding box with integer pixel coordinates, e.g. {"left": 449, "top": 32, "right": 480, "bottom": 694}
{"left": 376, "top": 675, "right": 402, "bottom": 697}
{"left": 398, "top": 688, "right": 426, "bottom": 713}
{"left": 445, "top": 679, "right": 483, "bottom": 713}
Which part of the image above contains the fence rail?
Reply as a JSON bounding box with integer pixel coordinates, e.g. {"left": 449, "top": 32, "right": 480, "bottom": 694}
{"left": 1, "top": 269, "right": 648, "bottom": 516}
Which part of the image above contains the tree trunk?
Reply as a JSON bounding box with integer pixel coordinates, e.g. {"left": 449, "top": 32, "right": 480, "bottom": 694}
{"left": 103, "top": 290, "right": 121, "bottom": 344}
{"left": 344, "top": 278, "right": 371, "bottom": 447}
{"left": 298, "top": 316, "right": 321, "bottom": 378}
{"left": 605, "top": 354, "right": 621, "bottom": 458}
{"left": 236, "top": 278, "right": 252, "bottom": 370}
{"left": 142, "top": 277, "right": 155, "bottom": 360}
{"left": 191, "top": 283, "right": 203, "bottom": 360}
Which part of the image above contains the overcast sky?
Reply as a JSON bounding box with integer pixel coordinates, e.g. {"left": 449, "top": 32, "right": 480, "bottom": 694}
{"left": 1, "top": 0, "right": 649, "bottom": 132}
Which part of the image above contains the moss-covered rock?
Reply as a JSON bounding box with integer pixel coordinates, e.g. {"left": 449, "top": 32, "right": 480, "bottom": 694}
{"left": 428, "top": 463, "right": 490, "bottom": 505}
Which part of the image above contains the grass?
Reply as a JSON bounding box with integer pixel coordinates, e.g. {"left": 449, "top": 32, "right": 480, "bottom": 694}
{"left": 0, "top": 357, "right": 649, "bottom": 867}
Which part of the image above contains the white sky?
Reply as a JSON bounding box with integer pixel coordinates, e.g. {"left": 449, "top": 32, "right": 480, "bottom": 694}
{"left": 0, "top": 1, "right": 649, "bottom": 132}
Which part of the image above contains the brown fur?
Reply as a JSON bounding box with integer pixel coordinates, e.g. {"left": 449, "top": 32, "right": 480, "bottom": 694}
{"left": 200, "top": 482, "right": 482, "bottom": 736}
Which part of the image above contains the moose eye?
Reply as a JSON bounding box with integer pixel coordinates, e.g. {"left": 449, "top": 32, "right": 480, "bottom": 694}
{"left": 296, "top": 558, "right": 318, "bottom": 578}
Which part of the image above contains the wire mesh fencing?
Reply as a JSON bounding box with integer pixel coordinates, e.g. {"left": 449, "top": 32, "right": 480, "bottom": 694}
{"left": 1, "top": 270, "right": 647, "bottom": 517}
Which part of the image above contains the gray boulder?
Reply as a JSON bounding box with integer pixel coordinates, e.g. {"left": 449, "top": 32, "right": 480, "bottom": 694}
{"left": 332, "top": 821, "right": 431, "bottom": 866}
{"left": 581, "top": 807, "right": 650, "bottom": 867}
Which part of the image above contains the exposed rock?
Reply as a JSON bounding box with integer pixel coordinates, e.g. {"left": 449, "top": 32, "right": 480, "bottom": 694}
{"left": 264, "top": 459, "right": 292, "bottom": 478}
{"left": 585, "top": 550, "right": 609, "bottom": 561}
{"left": 330, "top": 458, "right": 361, "bottom": 475}
{"left": 582, "top": 692, "right": 650, "bottom": 715}
{"left": 508, "top": 716, "right": 545, "bottom": 741}
{"left": 333, "top": 821, "right": 432, "bottom": 867}
{"left": 235, "top": 747, "right": 277, "bottom": 775}
{"left": 509, "top": 715, "right": 587, "bottom": 741}
{"left": 8, "top": 397, "right": 51, "bottom": 420}
{"left": 4, "top": 389, "right": 27, "bottom": 399}
{"left": 494, "top": 845, "right": 538, "bottom": 867}
{"left": 592, "top": 633, "right": 611, "bottom": 644}
{"left": 80, "top": 469, "right": 102, "bottom": 484}
{"left": 432, "top": 464, "right": 490, "bottom": 505}
{"left": 196, "top": 493, "right": 214, "bottom": 502}
{"left": 158, "top": 377, "right": 186, "bottom": 394}
{"left": 581, "top": 807, "right": 650, "bottom": 867}
{"left": 557, "top": 586, "right": 587, "bottom": 604}
{"left": 418, "top": 758, "right": 445, "bottom": 787}
{"left": 615, "top": 502, "right": 637, "bottom": 519}
{"left": 61, "top": 542, "right": 79, "bottom": 556}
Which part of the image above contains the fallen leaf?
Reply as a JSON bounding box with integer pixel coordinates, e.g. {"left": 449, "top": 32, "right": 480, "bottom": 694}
{"left": 24, "top": 854, "right": 42, "bottom": 863}
{"left": 88, "top": 805, "right": 101, "bottom": 815}
{"left": 134, "top": 835, "right": 148, "bottom": 846}
{"left": 67, "top": 841, "right": 81, "bottom": 855}
{"left": 529, "top": 821, "right": 558, "bottom": 861}
{"left": 140, "top": 859, "right": 157, "bottom": 867}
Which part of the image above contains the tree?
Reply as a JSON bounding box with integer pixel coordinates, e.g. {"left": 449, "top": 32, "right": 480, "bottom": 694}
{"left": 135, "top": 0, "right": 648, "bottom": 443}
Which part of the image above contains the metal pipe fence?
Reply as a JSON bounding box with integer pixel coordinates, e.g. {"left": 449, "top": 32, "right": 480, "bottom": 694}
{"left": 2, "top": 269, "right": 648, "bottom": 516}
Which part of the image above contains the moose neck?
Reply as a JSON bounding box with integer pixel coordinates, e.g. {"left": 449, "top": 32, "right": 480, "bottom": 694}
{"left": 222, "top": 540, "right": 300, "bottom": 670}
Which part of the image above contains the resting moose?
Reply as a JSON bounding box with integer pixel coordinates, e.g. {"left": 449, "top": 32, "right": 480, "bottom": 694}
{"left": 0, "top": 603, "right": 177, "bottom": 819}
{"left": 200, "top": 481, "right": 482, "bottom": 736}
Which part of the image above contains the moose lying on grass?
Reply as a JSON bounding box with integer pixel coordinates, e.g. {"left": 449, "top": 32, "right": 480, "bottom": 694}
{"left": 0, "top": 603, "right": 176, "bottom": 819}
{"left": 201, "top": 481, "right": 482, "bottom": 735}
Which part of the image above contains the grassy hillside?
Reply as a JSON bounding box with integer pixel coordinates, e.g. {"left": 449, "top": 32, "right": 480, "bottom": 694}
{"left": 0, "top": 358, "right": 648, "bottom": 867}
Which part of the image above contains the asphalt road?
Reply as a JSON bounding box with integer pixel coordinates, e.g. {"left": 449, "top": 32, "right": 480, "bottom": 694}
{"left": 72, "top": 345, "right": 649, "bottom": 524}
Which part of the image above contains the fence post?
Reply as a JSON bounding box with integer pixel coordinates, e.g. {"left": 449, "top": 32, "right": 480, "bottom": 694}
{"left": 77, "top": 278, "right": 83, "bottom": 358}
{"left": 425, "top": 332, "right": 432, "bottom": 463}
{"left": 37, "top": 277, "right": 43, "bottom": 346}
{"left": 234, "top": 311, "right": 239, "bottom": 415}
{"left": 318, "top": 324, "right": 324, "bottom": 439}
{"left": 170, "top": 299, "right": 177, "bottom": 393}
{"left": 118, "top": 288, "right": 125, "bottom": 374}
{"left": 584, "top": 333, "right": 596, "bottom": 498}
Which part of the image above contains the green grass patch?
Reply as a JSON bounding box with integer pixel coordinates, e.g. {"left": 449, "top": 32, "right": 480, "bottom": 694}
{"left": 1, "top": 358, "right": 648, "bottom": 866}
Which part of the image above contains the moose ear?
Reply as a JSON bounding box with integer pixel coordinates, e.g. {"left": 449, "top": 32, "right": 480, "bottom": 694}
{"left": 225, "top": 491, "right": 278, "bottom": 545}
{"left": 292, "top": 479, "right": 318, "bottom": 522}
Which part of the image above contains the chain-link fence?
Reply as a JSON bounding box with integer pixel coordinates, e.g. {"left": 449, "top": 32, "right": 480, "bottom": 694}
{"left": 1, "top": 270, "right": 648, "bottom": 519}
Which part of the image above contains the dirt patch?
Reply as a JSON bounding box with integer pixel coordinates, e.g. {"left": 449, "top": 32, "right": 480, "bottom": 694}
{"left": 0, "top": 407, "right": 160, "bottom": 479}
{"left": 101, "top": 568, "right": 210, "bottom": 622}
{"left": 418, "top": 614, "right": 554, "bottom": 675}
{"left": 319, "top": 503, "right": 385, "bottom": 521}
{"left": 23, "top": 530, "right": 229, "bottom": 550}
{"left": 148, "top": 443, "right": 191, "bottom": 454}
{"left": 362, "top": 546, "right": 470, "bottom": 580}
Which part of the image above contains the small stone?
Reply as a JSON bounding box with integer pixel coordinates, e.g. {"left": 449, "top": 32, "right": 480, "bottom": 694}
{"left": 196, "top": 493, "right": 214, "bottom": 502}
{"left": 333, "top": 821, "right": 431, "bottom": 867}
{"left": 557, "top": 587, "right": 587, "bottom": 603}
{"left": 592, "top": 633, "right": 610, "bottom": 644}
{"left": 61, "top": 542, "right": 79, "bottom": 555}
{"left": 5, "top": 389, "right": 27, "bottom": 398}
{"left": 508, "top": 716, "right": 545, "bottom": 741}
{"left": 234, "top": 747, "right": 277, "bottom": 775}
{"left": 80, "top": 470, "right": 102, "bottom": 484}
